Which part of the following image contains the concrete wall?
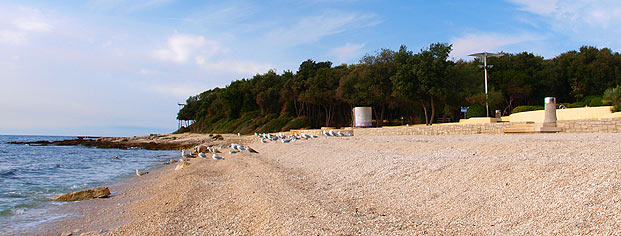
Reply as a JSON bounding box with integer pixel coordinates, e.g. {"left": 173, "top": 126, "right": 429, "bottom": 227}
{"left": 354, "top": 123, "right": 513, "bottom": 136}
{"left": 285, "top": 116, "right": 621, "bottom": 137}
{"left": 558, "top": 118, "right": 621, "bottom": 133}
{"left": 509, "top": 106, "right": 613, "bottom": 123}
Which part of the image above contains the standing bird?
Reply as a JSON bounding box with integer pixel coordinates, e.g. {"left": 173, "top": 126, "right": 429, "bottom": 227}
{"left": 136, "top": 169, "right": 149, "bottom": 176}
{"left": 198, "top": 152, "right": 207, "bottom": 158}
{"left": 260, "top": 138, "right": 268, "bottom": 143}
{"left": 345, "top": 131, "right": 353, "bottom": 136}
{"left": 281, "top": 138, "right": 291, "bottom": 143}
{"left": 212, "top": 154, "right": 224, "bottom": 160}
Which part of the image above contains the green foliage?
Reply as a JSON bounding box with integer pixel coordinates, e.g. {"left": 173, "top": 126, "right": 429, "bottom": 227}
{"left": 612, "top": 105, "right": 621, "bottom": 113}
{"left": 281, "top": 116, "right": 311, "bottom": 131}
{"left": 465, "top": 104, "right": 486, "bottom": 118}
{"left": 582, "top": 95, "right": 604, "bottom": 107}
{"left": 258, "top": 116, "right": 291, "bottom": 133}
{"left": 603, "top": 85, "right": 621, "bottom": 108}
{"left": 176, "top": 44, "right": 621, "bottom": 133}
{"left": 512, "top": 106, "right": 544, "bottom": 114}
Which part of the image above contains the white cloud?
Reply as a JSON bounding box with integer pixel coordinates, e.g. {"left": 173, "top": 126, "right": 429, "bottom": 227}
{"left": 265, "top": 11, "right": 381, "bottom": 47}
{"left": 508, "top": 0, "right": 558, "bottom": 15}
{"left": 0, "top": 6, "right": 53, "bottom": 45}
{"left": 330, "top": 42, "right": 366, "bottom": 63}
{"left": 151, "top": 34, "right": 220, "bottom": 63}
{"left": 14, "top": 16, "right": 52, "bottom": 32}
{"left": 450, "top": 32, "right": 546, "bottom": 60}
{"left": 152, "top": 33, "right": 271, "bottom": 76}
{"left": 507, "top": 0, "right": 621, "bottom": 49}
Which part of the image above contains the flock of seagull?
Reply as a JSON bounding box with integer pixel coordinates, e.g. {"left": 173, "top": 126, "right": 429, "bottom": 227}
{"left": 135, "top": 130, "right": 352, "bottom": 176}
{"left": 255, "top": 130, "right": 353, "bottom": 144}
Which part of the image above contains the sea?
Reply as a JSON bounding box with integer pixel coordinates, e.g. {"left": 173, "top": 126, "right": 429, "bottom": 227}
{"left": 0, "top": 135, "right": 178, "bottom": 234}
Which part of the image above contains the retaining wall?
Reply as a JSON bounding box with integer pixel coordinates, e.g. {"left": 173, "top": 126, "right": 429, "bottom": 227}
{"left": 353, "top": 123, "right": 513, "bottom": 136}
{"left": 558, "top": 118, "right": 621, "bottom": 133}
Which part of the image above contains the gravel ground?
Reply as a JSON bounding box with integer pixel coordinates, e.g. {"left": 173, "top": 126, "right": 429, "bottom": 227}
{"left": 42, "top": 133, "right": 621, "bottom": 235}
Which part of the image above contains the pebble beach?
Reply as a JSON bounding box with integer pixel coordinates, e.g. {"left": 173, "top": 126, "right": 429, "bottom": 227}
{"left": 35, "top": 133, "right": 621, "bottom": 235}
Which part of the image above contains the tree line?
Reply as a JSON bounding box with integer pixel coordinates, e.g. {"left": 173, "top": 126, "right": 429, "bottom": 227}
{"left": 176, "top": 43, "right": 621, "bottom": 134}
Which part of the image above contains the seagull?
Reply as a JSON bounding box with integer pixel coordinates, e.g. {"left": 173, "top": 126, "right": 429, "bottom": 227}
{"left": 345, "top": 131, "right": 353, "bottom": 136}
{"left": 238, "top": 146, "right": 247, "bottom": 151}
{"left": 281, "top": 138, "right": 291, "bottom": 143}
{"left": 237, "top": 133, "right": 242, "bottom": 136}
{"left": 136, "top": 169, "right": 148, "bottom": 176}
{"left": 229, "top": 150, "right": 238, "bottom": 154}
{"left": 212, "top": 154, "right": 224, "bottom": 160}
{"left": 329, "top": 130, "right": 336, "bottom": 136}
{"left": 260, "top": 138, "right": 268, "bottom": 143}
{"left": 198, "top": 152, "right": 207, "bottom": 158}
{"left": 337, "top": 131, "right": 345, "bottom": 137}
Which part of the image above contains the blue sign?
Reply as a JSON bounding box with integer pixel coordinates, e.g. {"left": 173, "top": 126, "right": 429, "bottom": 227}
{"left": 460, "top": 107, "right": 469, "bottom": 113}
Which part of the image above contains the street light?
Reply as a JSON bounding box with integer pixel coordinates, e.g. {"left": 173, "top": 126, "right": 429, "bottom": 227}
{"left": 468, "top": 51, "right": 504, "bottom": 117}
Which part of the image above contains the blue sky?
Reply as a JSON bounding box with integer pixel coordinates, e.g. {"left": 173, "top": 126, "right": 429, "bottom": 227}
{"left": 1, "top": 0, "right": 620, "bottom": 136}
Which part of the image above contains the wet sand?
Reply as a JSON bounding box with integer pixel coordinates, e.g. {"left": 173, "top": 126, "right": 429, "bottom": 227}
{"left": 33, "top": 133, "right": 621, "bottom": 235}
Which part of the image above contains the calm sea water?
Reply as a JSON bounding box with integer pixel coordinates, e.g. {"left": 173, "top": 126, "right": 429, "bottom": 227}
{"left": 0, "top": 135, "right": 178, "bottom": 234}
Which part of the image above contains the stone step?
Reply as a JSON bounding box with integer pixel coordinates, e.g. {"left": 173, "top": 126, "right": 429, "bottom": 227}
{"left": 503, "top": 126, "right": 562, "bottom": 133}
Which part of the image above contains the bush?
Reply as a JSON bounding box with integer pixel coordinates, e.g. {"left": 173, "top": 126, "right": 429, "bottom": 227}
{"left": 257, "top": 116, "right": 291, "bottom": 133}
{"left": 583, "top": 96, "right": 603, "bottom": 107}
{"left": 512, "top": 105, "right": 544, "bottom": 114}
{"left": 603, "top": 86, "right": 621, "bottom": 112}
{"left": 281, "top": 116, "right": 311, "bottom": 131}
{"left": 465, "top": 104, "right": 486, "bottom": 118}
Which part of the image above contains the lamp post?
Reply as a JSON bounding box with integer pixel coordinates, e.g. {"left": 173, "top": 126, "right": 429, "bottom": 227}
{"left": 468, "top": 52, "right": 504, "bottom": 117}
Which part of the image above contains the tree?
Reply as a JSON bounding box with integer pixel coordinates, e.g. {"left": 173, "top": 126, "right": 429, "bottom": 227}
{"left": 414, "top": 43, "right": 454, "bottom": 125}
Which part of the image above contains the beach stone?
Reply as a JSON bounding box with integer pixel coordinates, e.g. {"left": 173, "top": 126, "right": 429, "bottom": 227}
{"left": 175, "top": 161, "right": 190, "bottom": 170}
{"left": 51, "top": 187, "right": 111, "bottom": 201}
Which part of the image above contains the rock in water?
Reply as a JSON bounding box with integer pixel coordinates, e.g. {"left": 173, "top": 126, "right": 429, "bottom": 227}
{"left": 175, "top": 161, "right": 190, "bottom": 170}
{"left": 51, "top": 187, "right": 111, "bottom": 201}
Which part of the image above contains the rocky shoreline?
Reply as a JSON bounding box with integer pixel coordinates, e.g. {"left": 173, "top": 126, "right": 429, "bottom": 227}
{"left": 23, "top": 133, "right": 621, "bottom": 235}
{"left": 7, "top": 133, "right": 235, "bottom": 150}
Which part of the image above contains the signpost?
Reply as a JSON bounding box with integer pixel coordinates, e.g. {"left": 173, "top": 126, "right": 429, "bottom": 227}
{"left": 461, "top": 106, "right": 469, "bottom": 119}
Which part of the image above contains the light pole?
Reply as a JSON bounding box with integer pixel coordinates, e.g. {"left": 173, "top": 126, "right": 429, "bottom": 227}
{"left": 468, "top": 52, "right": 504, "bottom": 117}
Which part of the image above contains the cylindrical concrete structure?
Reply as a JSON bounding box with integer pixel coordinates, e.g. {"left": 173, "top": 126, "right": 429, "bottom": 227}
{"left": 353, "top": 107, "right": 372, "bottom": 127}
{"left": 543, "top": 97, "right": 557, "bottom": 127}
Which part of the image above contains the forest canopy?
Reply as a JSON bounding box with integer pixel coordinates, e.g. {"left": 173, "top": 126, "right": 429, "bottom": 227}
{"left": 176, "top": 44, "right": 621, "bottom": 134}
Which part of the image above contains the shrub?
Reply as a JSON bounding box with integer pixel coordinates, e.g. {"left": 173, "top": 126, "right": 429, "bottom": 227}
{"left": 512, "top": 105, "right": 544, "bottom": 114}
{"left": 257, "top": 116, "right": 291, "bottom": 133}
{"left": 281, "top": 116, "right": 311, "bottom": 131}
{"left": 603, "top": 85, "right": 621, "bottom": 112}
{"left": 584, "top": 96, "right": 603, "bottom": 107}
{"left": 465, "top": 104, "right": 486, "bottom": 118}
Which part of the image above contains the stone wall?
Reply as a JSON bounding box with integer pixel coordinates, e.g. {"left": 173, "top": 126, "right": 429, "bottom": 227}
{"left": 354, "top": 123, "right": 513, "bottom": 136}
{"left": 287, "top": 118, "right": 621, "bottom": 137}
{"left": 558, "top": 118, "right": 621, "bottom": 133}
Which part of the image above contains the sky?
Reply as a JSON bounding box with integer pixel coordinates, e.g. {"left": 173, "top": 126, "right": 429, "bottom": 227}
{"left": 1, "top": 0, "right": 621, "bottom": 136}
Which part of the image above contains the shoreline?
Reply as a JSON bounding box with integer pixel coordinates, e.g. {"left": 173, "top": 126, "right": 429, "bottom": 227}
{"left": 22, "top": 132, "right": 621, "bottom": 235}
{"left": 22, "top": 159, "right": 176, "bottom": 236}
